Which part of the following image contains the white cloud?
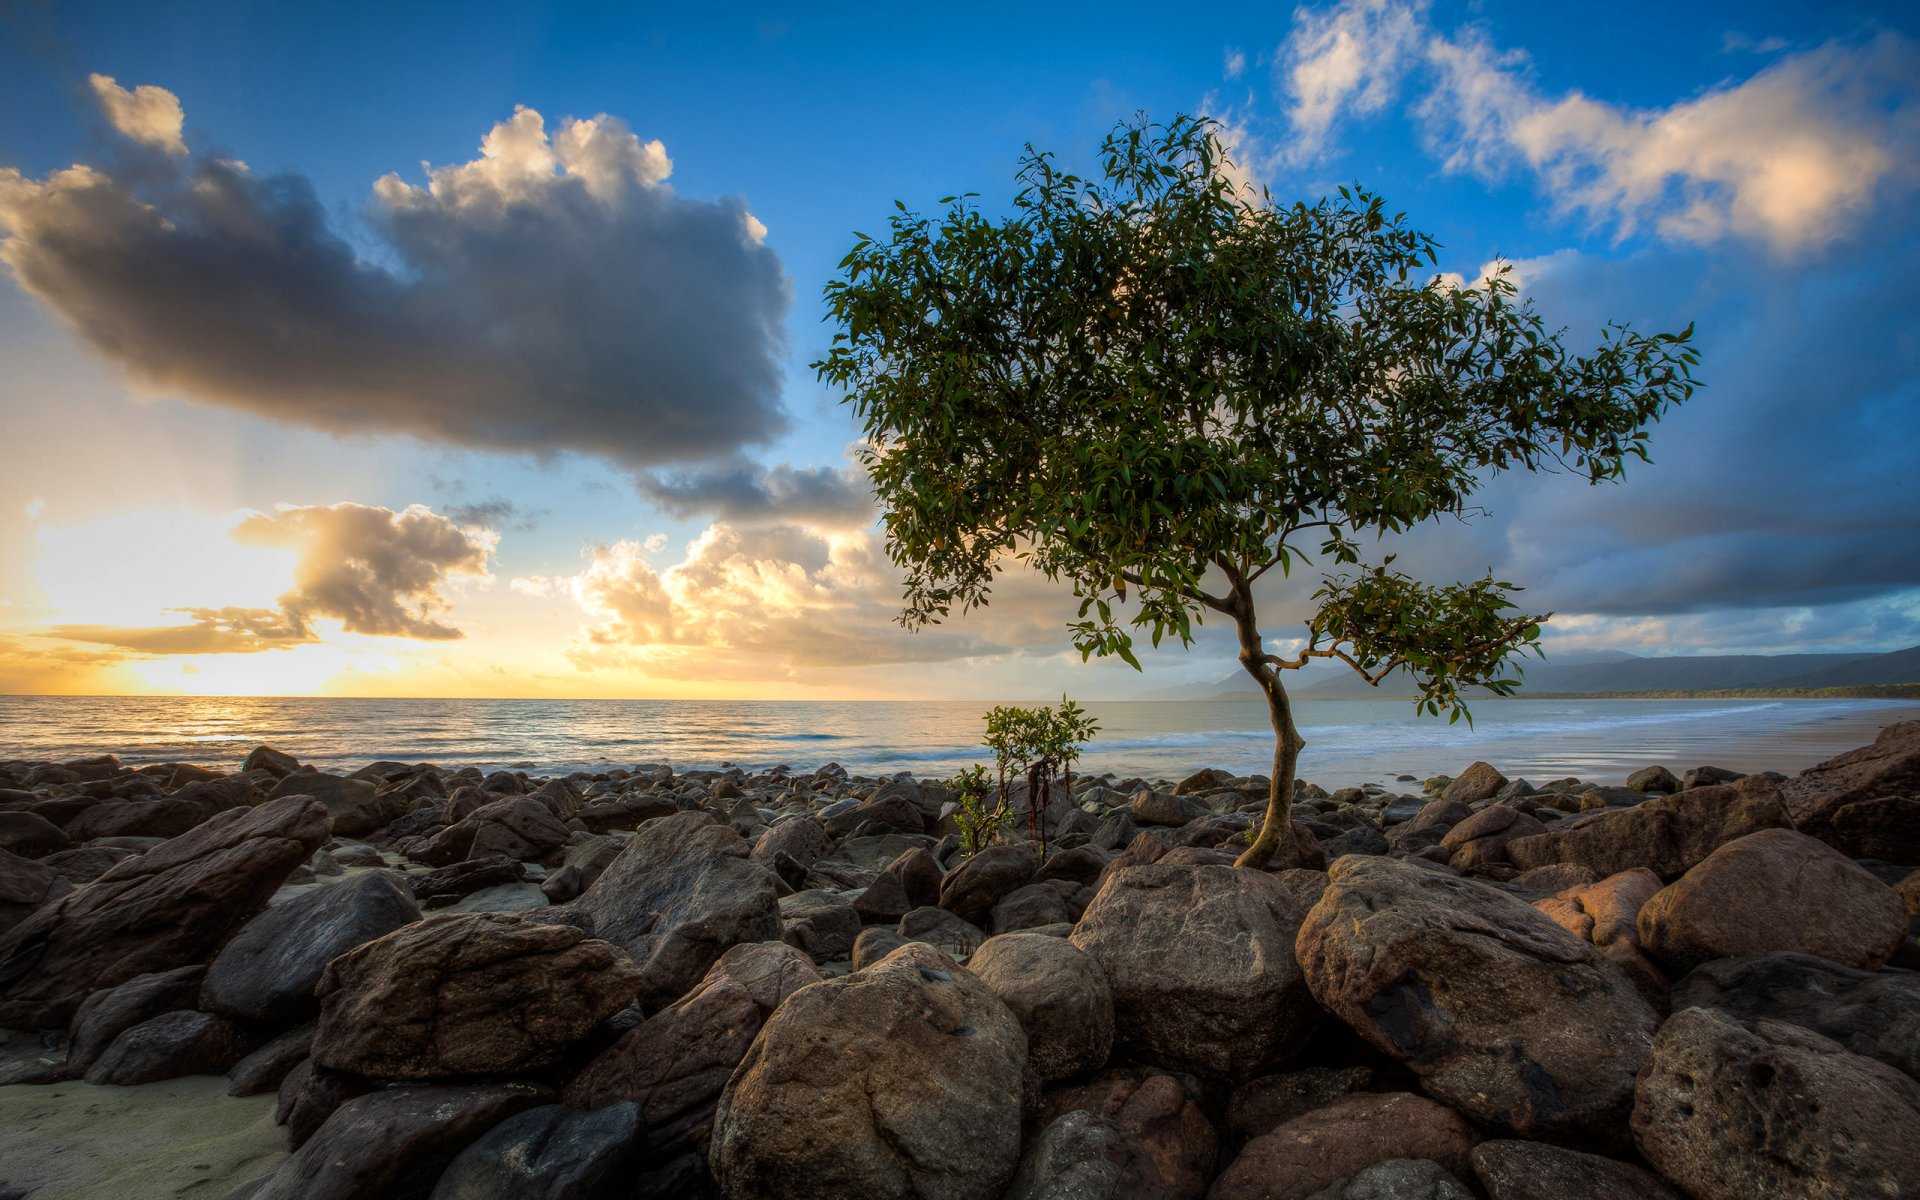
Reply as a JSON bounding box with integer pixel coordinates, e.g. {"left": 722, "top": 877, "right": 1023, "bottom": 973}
{"left": 1225, "top": 48, "right": 1248, "bottom": 80}
{"left": 1268, "top": 1, "right": 1919, "bottom": 254}
{"left": 87, "top": 74, "right": 186, "bottom": 155}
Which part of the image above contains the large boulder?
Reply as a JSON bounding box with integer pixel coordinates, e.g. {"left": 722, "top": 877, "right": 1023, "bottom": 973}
{"left": 969, "top": 931, "right": 1114, "bottom": 1082}
{"left": 201, "top": 868, "right": 421, "bottom": 1023}
{"left": 269, "top": 770, "right": 409, "bottom": 836}
{"left": 1003, "top": 1111, "right": 1138, "bottom": 1200}
{"left": 429, "top": 1101, "right": 646, "bottom": 1200}
{"left": 64, "top": 795, "right": 217, "bottom": 841}
{"left": 1296, "top": 856, "right": 1658, "bottom": 1141}
{"left": 1072, "top": 863, "right": 1314, "bottom": 1080}
{"left": 708, "top": 942, "right": 1027, "bottom": 1200}
{"left": 0, "top": 810, "right": 71, "bottom": 858}
{"left": 938, "top": 844, "right": 1039, "bottom": 926}
{"left": 1209, "top": 1092, "right": 1479, "bottom": 1200}
{"left": 0, "top": 794, "right": 329, "bottom": 1029}
{"left": 1780, "top": 719, "right": 1920, "bottom": 862}
{"left": 1636, "top": 828, "right": 1907, "bottom": 974}
{"left": 1469, "top": 1140, "right": 1682, "bottom": 1200}
{"left": 1505, "top": 776, "right": 1792, "bottom": 881}
{"left": 1670, "top": 951, "right": 1920, "bottom": 1080}
{"left": 1631, "top": 1008, "right": 1920, "bottom": 1200}
{"left": 1441, "top": 761, "right": 1508, "bottom": 805}
{"left": 0, "top": 847, "right": 66, "bottom": 933}
{"left": 547, "top": 810, "right": 781, "bottom": 1010}
{"left": 565, "top": 941, "right": 821, "bottom": 1161}
{"left": 312, "top": 911, "right": 644, "bottom": 1079}
{"left": 252, "top": 1082, "right": 551, "bottom": 1200}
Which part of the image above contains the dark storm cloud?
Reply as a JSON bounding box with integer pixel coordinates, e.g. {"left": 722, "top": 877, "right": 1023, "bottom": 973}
{"left": 0, "top": 94, "right": 791, "bottom": 468}
{"left": 636, "top": 457, "right": 875, "bottom": 526}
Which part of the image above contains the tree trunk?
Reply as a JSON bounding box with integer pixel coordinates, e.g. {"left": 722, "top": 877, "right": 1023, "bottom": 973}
{"left": 1229, "top": 579, "right": 1305, "bottom": 870}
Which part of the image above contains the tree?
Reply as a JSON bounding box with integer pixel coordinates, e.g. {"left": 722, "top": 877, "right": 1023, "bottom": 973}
{"left": 981, "top": 697, "right": 1100, "bottom": 857}
{"left": 816, "top": 115, "right": 1699, "bottom": 868}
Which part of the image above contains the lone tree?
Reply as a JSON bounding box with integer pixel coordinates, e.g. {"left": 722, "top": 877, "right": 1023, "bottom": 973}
{"left": 817, "top": 115, "right": 1698, "bottom": 868}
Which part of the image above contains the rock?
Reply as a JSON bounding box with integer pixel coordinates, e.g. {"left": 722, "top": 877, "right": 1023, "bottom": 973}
{"left": 1304, "top": 1159, "right": 1474, "bottom": 1200}
{"left": 0, "top": 847, "right": 66, "bottom": 933}
{"left": 1507, "top": 862, "right": 1597, "bottom": 892}
{"left": 428, "top": 1101, "right": 645, "bottom": 1200}
{"left": 1003, "top": 1110, "right": 1136, "bottom": 1200}
{"left": 969, "top": 932, "right": 1113, "bottom": 1082}
{"left": 1036, "top": 844, "right": 1110, "bottom": 887}
{"left": 826, "top": 792, "right": 926, "bottom": 835}
{"left": 0, "top": 810, "right": 71, "bottom": 859}
{"left": 751, "top": 817, "right": 833, "bottom": 872}
{"left": 991, "top": 881, "right": 1079, "bottom": 932}
{"left": 1530, "top": 867, "right": 1668, "bottom": 1007}
{"left": 852, "top": 925, "right": 910, "bottom": 968}
{"left": 40, "top": 845, "right": 136, "bottom": 887}
{"left": 84, "top": 1009, "right": 251, "bottom": 1085}
{"left": 1070, "top": 863, "right": 1315, "bottom": 1080}
{"left": 565, "top": 942, "right": 820, "bottom": 1161}
{"left": 228, "top": 1022, "right": 314, "bottom": 1096}
{"left": 1506, "top": 777, "right": 1793, "bottom": 882}
{"left": 853, "top": 847, "right": 945, "bottom": 924}
{"left": 412, "top": 854, "right": 526, "bottom": 905}
{"left": 0, "top": 795, "right": 329, "bottom": 1029}
{"left": 1631, "top": 1008, "right": 1920, "bottom": 1200}
{"left": 1780, "top": 720, "right": 1920, "bottom": 862}
{"left": 1132, "top": 790, "right": 1210, "bottom": 827}
{"left": 1210, "top": 1092, "right": 1479, "bottom": 1200}
{"left": 65, "top": 965, "right": 207, "bottom": 1069}
{"left": 312, "top": 911, "right": 644, "bottom": 1079}
{"left": 939, "top": 844, "right": 1039, "bottom": 926}
{"left": 251, "top": 1082, "right": 550, "bottom": 1200}
{"left": 1471, "top": 1140, "right": 1682, "bottom": 1199}
{"left": 1624, "top": 766, "right": 1681, "bottom": 795}
{"left": 275, "top": 1059, "right": 370, "bottom": 1148}
{"left": 1296, "top": 856, "right": 1658, "bottom": 1141}
{"left": 1042, "top": 1069, "right": 1217, "bottom": 1200}
{"left": 708, "top": 942, "right": 1026, "bottom": 1200}
{"left": 1438, "top": 806, "right": 1547, "bottom": 872}
{"left": 1174, "top": 769, "right": 1234, "bottom": 796}
{"left": 899, "top": 905, "right": 988, "bottom": 960}
{"left": 1670, "top": 951, "right": 1920, "bottom": 1080}
{"left": 202, "top": 869, "right": 421, "bottom": 1023}
{"left": 779, "top": 890, "right": 862, "bottom": 961}
{"left": 539, "top": 835, "right": 624, "bottom": 904}
{"left": 577, "top": 791, "right": 677, "bottom": 834}
{"left": 1383, "top": 800, "right": 1471, "bottom": 855}
{"left": 1636, "top": 828, "right": 1907, "bottom": 974}
{"left": 64, "top": 795, "right": 216, "bottom": 841}
{"left": 1441, "top": 762, "right": 1507, "bottom": 805}
{"left": 245, "top": 745, "right": 302, "bottom": 776}
{"left": 1227, "top": 1065, "right": 1374, "bottom": 1142}
{"left": 550, "top": 810, "right": 780, "bottom": 1010}
{"left": 268, "top": 770, "right": 407, "bottom": 836}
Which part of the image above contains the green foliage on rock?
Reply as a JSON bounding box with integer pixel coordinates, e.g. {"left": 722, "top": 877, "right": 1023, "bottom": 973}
{"left": 977, "top": 698, "right": 1100, "bottom": 856}
{"left": 817, "top": 113, "right": 1698, "bottom": 867}
{"left": 948, "top": 763, "right": 1009, "bottom": 858}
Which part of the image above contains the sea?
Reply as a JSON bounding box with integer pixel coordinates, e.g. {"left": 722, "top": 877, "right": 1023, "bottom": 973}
{"left": 0, "top": 695, "right": 1913, "bottom": 791}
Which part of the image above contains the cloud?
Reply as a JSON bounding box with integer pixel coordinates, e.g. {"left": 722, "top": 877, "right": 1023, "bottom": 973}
{"left": 441, "top": 498, "right": 544, "bottom": 533}
{"left": 86, "top": 74, "right": 186, "bottom": 155}
{"left": 0, "top": 88, "right": 790, "bottom": 469}
{"left": 0, "top": 634, "right": 128, "bottom": 693}
{"left": 49, "top": 502, "right": 497, "bottom": 653}
{"left": 520, "top": 521, "right": 1070, "bottom": 681}
{"left": 1268, "top": 1, "right": 1919, "bottom": 253}
{"left": 636, "top": 456, "right": 875, "bottom": 526}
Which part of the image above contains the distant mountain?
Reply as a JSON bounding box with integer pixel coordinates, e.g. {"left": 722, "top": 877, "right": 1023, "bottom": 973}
{"left": 1778, "top": 645, "right": 1920, "bottom": 689}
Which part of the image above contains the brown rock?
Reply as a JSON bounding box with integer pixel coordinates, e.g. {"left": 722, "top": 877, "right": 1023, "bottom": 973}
{"left": 1470, "top": 1140, "right": 1682, "bottom": 1199}
{"left": 1632, "top": 1008, "right": 1920, "bottom": 1200}
{"left": 969, "top": 931, "right": 1114, "bottom": 1083}
{"left": 1043, "top": 1068, "right": 1217, "bottom": 1200}
{"left": 1779, "top": 719, "right": 1920, "bottom": 862}
{"left": 1440, "top": 805, "right": 1548, "bottom": 872}
{"left": 1296, "top": 856, "right": 1657, "bottom": 1141}
{"left": 1227, "top": 1065, "right": 1374, "bottom": 1142}
{"left": 1440, "top": 761, "right": 1507, "bottom": 805}
{"left": 1209, "top": 1092, "right": 1478, "bottom": 1200}
{"left": 1636, "top": 828, "right": 1907, "bottom": 974}
{"left": 708, "top": 942, "right": 1026, "bottom": 1200}
{"left": 0, "top": 794, "right": 329, "bottom": 1029}
{"left": 1506, "top": 776, "right": 1792, "bottom": 881}
{"left": 939, "top": 844, "right": 1039, "bottom": 926}
{"left": 1071, "top": 863, "right": 1316, "bottom": 1080}
{"left": 564, "top": 941, "right": 820, "bottom": 1161}
{"left": 312, "top": 911, "right": 644, "bottom": 1079}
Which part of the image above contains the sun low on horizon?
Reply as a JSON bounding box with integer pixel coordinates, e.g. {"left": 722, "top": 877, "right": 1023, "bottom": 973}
{"left": 2, "top": 1, "right": 1917, "bottom": 702}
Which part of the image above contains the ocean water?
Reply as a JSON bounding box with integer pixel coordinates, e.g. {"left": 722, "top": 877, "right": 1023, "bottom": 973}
{"left": 0, "top": 695, "right": 1913, "bottom": 790}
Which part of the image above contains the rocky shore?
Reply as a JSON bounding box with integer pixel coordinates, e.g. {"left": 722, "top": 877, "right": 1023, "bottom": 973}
{"left": 2, "top": 723, "right": 1918, "bottom": 1199}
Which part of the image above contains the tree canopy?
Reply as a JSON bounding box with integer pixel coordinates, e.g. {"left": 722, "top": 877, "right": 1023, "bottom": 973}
{"left": 816, "top": 114, "right": 1699, "bottom": 866}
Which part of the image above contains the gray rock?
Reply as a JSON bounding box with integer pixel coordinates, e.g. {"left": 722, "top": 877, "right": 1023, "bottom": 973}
{"left": 227, "top": 1022, "right": 314, "bottom": 1096}
{"left": 1470, "top": 1140, "right": 1682, "bottom": 1200}
{"left": 429, "top": 1102, "right": 645, "bottom": 1200}
{"left": 1003, "top": 1111, "right": 1133, "bottom": 1200}
{"left": 1670, "top": 951, "right": 1920, "bottom": 1080}
{"left": 84, "top": 1009, "right": 251, "bottom": 1085}
{"left": 1305, "top": 1159, "right": 1474, "bottom": 1200}
{"left": 65, "top": 964, "right": 206, "bottom": 1069}
{"left": 547, "top": 810, "right": 781, "bottom": 1010}
{"left": 269, "top": 770, "right": 407, "bottom": 836}
{"left": 969, "top": 932, "right": 1113, "bottom": 1082}
{"left": 202, "top": 869, "right": 421, "bottom": 1023}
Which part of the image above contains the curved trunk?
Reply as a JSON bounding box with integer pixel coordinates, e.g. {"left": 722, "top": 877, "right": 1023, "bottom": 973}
{"left": 1228, "top": 579, "right": 1305, "bottom": 870}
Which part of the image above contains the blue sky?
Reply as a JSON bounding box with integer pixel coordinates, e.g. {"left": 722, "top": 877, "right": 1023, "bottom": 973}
{"left": 1, "top": 0, "right": 1916, "bottom": 698}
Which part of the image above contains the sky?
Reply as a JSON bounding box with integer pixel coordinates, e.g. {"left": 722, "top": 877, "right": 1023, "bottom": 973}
{"left": 0, "top": 0, "right": 1916, "bottom": 700}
